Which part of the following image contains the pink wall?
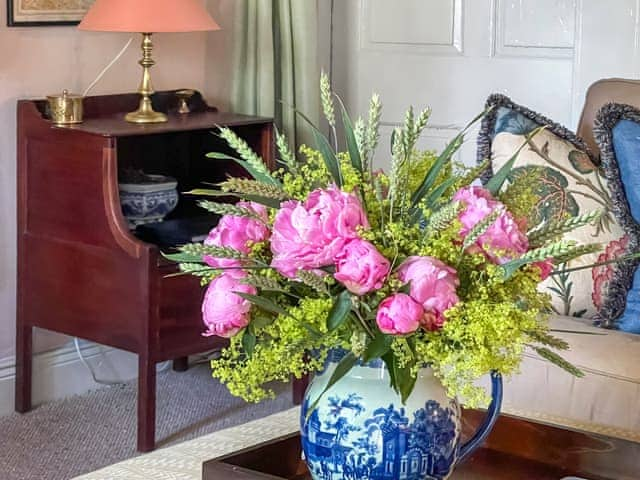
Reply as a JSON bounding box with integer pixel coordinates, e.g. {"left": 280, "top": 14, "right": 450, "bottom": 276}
{"left": 0, "top": 9, "right": 214, "bottom": 361}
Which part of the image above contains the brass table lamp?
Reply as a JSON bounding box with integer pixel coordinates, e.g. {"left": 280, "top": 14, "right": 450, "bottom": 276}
{"left": 78, "top": 0, "right": 220, "bottom": 124}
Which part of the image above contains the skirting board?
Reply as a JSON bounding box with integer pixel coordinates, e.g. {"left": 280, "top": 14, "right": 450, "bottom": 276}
{"left": 0, "top": 342, "right": 138, "bottom": 416}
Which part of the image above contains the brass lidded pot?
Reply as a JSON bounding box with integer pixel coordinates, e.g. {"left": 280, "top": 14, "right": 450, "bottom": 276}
{"left": 47, "top": 90, "right": 83, "bottom": 125}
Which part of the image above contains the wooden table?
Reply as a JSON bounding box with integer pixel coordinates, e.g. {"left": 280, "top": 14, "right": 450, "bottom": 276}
{"left": 204, "top": 411, "right": 640, "bottom": 480}
{"left": 15, "top": 90, "right": 281, "bottom": 452}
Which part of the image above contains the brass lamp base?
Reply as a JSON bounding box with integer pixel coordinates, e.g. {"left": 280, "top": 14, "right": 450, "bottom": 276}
{"left": 125, "top": 99, "right": 168, "bottom": 124}
{"left": 126, "top": 32, "right": 168, "bottom": 124}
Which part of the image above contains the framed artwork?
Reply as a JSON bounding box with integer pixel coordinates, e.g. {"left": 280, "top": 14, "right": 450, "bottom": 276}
{"left": 7, "top": 0, "right": 92, "bottom": 27}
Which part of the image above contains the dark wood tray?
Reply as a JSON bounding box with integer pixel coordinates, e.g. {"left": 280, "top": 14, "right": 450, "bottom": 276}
{"left": 203, "top": 412, "right": 640, "bottom": 480}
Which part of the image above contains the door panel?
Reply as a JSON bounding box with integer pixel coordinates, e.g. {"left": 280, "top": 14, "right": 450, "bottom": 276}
{"left": 332, "top": 0, "right": 636, "bottom": 168}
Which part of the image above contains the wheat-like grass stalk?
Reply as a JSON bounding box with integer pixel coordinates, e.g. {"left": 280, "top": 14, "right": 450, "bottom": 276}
{"left": 218, "top": 127, "right": 274, "bottom": 182}
{"left": 180, "top": 243, "right": 246, "bottom": 260}
{"left": 320, "top": 71, "right": 336, "bottom": 128}
{"left": 197, "top": 200, "right": 265, "bottom": 221}
{"left": 220, "top": 178, "right": 289, "bottom": 200}
{"left": 297, "top": 270, "right": 329, "bottom": 295}
{"left": 462, "top": 210, "right": 501, "bottom": 251}
{"left": 528, "top": 211, "right": 602, "bottom": 248}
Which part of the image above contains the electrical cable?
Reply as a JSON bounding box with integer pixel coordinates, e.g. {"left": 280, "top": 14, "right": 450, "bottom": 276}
{"left": 73, "top": 338, "right": 172, "bottom": 386}
{"left": 83, "top": 37, "right": 134, "bottom": 97}
{"left": 73, "top": 338, "right": 126, "bottom": 386}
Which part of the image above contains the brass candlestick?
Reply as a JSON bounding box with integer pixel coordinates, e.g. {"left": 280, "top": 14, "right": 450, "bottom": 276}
{"left": 125, "top": 33, "right": 168, "bottom": 124}
{"left": 176, "top": 89, "right": 195, "bottom": 114}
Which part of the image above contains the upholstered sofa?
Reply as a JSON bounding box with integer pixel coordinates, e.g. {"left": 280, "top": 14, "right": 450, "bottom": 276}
{"left": 494, "top": 79, "right": 640, "bottom": 443}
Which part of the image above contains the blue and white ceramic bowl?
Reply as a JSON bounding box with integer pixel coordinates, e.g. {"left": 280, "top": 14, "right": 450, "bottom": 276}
{"left": 119, "top": 175, "right": 179, "bottom": 228}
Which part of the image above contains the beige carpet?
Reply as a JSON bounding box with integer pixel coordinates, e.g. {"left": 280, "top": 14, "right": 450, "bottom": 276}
{"left": 0, "top": 364, "right": 293, "bottom": 480}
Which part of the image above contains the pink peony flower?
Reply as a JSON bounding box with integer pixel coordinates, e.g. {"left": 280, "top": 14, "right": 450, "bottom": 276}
{"left": 334, "top": 239, "right": 390, "bottom": 295}
{"left": 453, "top": 186, "right": 528, "bottom": 264}
{"left": 203, "top": 201, "right": 270, "bottom": 274}
{"left": 270, "top": 186, "right": 369, "bottom": 278}
{"left": 533, "top": 259, "right": 554, "bottom": 281}
{"left": 376, "top": 293, "right": 424, "bottom": 335}
{"left": 202, "top": 273, "right": 257, "bottom": 338}
{"left": 397, "top": 256, "right": 460, "bottom": 331}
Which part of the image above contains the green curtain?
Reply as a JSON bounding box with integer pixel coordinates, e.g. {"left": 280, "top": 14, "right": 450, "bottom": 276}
{"left": 231, "top": 0, "right": 320, "bottom": 151}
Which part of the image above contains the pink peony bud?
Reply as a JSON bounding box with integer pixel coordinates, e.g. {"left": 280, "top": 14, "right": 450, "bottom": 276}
{"left": 376, "top": 293, "right": 424, "bottom": 335}
{"left": 270, "top": 186, "right": 369, "bottom": 278}
{"left": 334, "top": 239, "right": 390, "bottom": 295}
{"left": 397, "top": 256, "right": 459, "bottom": 331}
{"left": 453, "top": 186, "right": 528, "bottom": 264}
{"left": 202, "top": 273, "right": 256, "bottom": 338}
{"left": 203, "top": 201, "right": 270, "bottom": 275}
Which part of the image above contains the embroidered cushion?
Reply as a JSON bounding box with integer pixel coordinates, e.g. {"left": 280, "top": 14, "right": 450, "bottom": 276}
{"left": 594, "top": 104, "right": 640, "bottom": 333}
{"left": 477, "top": 94, "right": 631, "bottom": 324}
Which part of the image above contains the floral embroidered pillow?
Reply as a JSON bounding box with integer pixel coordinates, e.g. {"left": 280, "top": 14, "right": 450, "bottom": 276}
{"left": 594, "top": 103, "right": 640, "bottom": 333}
{"left": 477, "top": 94, "right": 630, "bottom": 322}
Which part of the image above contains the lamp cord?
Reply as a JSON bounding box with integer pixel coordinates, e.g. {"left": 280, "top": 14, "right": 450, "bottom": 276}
{"left": 73, "top": 338, "right": 172, "bottom": 386}
{"left": 83, "top": 37, "right": 134, "bottom": 97}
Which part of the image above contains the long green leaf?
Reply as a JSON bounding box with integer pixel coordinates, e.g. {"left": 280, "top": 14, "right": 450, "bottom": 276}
{"left": 313, "top": 129, "right": 343, "bottom": 187}
{"left": 337, "top": 97, "right": 363, "bottom": 173}
{"left": 234, "top": 292, "right": 291, "bottom": 318}
{"left": 381, "top": 351, "right": 397, "bottom": 389}
{"left": 394, "top": 358, "right": 418, "bottom": 403}
{"left": 363, "top": 333, "right": 393, "bottom": 363}
{"left": 206, "top": 152, "right": 278, "bottom": 187}
{"left": 184, "top": 189, "right": 282, "bottom": 209}
{"left": 411, "top": 107, "right": 491, "bottom": 207}
{"left": 242, "top": 330, "right": 256, "bottom": 357}
{"left": 327, "top": 290, "right": 353, "bottom": 331}
{"left": 282, "top": 101, "right": 343, "bottom": 187}
{"left": 485, "top": 126, "right": 546, "bottom": 195}
{"left": 306, "top": 352, "right": 357, "bottom": 419}
{"left": 162, "top": 252, "right": 205, "bottom": 264}
{"left": 423, "top": 177, "right": 457, "bottom": 209}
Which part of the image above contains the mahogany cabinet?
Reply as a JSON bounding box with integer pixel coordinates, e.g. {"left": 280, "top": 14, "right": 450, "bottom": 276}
{"left": 15, "top": 91, "right": 275, "bottom": 452}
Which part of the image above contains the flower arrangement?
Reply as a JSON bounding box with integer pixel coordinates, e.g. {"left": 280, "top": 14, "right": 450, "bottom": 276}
{"left": 169, "top": 74, "right": 607, "bottom": 408}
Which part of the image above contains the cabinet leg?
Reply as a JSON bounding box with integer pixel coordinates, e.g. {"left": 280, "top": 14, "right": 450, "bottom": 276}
{"left": 15, "top": 324, "right": 32, "bottom": 413}
{"left": 172, "top": 357, "right": 189, "bottom": 372}
{"left": 292, "top": 375, "right": 309, "bottom": 405}
{"left": 137, "top": 355, "right": 156, "bottom": 453}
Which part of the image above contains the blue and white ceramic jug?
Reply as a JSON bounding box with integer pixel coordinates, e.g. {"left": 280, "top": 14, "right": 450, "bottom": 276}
{"left": 300, "top": 352, "right": 502, "bottom": 480}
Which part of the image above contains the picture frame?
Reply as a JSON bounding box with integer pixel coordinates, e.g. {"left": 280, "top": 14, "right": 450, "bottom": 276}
{"left": 7, "top": 0, "right": 91, "bottom": 27}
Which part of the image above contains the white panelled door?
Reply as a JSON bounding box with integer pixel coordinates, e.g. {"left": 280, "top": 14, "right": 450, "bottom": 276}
{"left": 332, "top": 0, "right": 640, "bottom": 168}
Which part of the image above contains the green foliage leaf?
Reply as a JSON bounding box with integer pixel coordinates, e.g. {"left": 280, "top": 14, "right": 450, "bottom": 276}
{"left": 423, "top": 177, "right": 457, "bottom": 210}
{"left": 486, "top": 126, "right": 545, "bottom": 195}
{"left": 234, "top": 292, "right": 291, "bottom": 318}
{"left": 327, "top": 290, "right": 353, "bottom": 331}
{"left": 339, "top": 98, "right": 364, "bottom": 174}
{"left": 411, "top": 107, "right": 490, "bottom": 207}
{"left": 285, "top": 101, "right": 343, "bottom": 187}
{"left": 162, "top": 252, "right": 205, "bottom": 264}
{"left": 363, "top": 333, "right": 393, "bottom": 363}
{"left": 313, "top": 129, "right": 343, "bottom": 187}
{"left": 306, "top": 352, "right": 358, "bottom": 418}
{"left": 393, "top": 357, "right": 418, "bottom": 404}
{"left": 206, "top": 152, "right": 278, "bottom": 187}
{"left": 242, "top": 330, "right": 256, "bottom": 357}
{"left": 381, "top": 352, "right": 397, "bottom": 389}
{"left": 187, "top": 190, "right": 281, "bottom": 209}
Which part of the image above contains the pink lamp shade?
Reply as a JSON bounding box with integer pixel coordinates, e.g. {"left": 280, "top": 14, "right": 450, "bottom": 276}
{"left": 78, "top": 0, "right": 220, "bottom": 33}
